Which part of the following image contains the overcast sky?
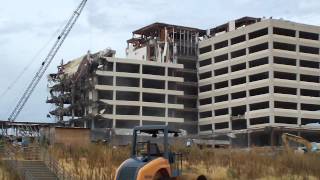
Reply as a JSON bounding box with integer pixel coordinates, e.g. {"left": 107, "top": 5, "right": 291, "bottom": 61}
{"left": 0, "top": 0, "right": 320, "bottom": 122}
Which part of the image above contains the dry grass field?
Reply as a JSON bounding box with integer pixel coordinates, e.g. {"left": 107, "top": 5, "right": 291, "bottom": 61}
{"left": 46, "top": 144, "right": 320, "bottom": 180}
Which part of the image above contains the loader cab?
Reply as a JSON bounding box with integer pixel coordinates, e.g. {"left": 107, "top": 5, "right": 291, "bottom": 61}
{"left": 115, "top": 125, "right": 182, "bottom": 180}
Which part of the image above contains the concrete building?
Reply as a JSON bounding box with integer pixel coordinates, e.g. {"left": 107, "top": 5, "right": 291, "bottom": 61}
{"left": 47, "top": 23, "right": 204, "bottom": 135}
{"left": 198, "top": 17, "right": 320, "bottom": 146}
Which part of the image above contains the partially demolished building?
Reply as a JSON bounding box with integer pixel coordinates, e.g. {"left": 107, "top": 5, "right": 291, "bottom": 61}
{"left": 48, "top": 23, "right": 204, "bottom": 134}
{"left": 48, "top": 17, "right": 320, "bottom": 146}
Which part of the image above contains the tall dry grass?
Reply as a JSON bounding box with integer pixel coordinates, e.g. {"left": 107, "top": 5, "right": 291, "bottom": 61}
{"left": 49, "top": 144, "right": 320, "bottom": 180}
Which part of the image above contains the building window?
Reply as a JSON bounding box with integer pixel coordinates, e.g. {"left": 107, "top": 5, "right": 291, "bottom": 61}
{"left": 142, "top": 79, "right": 165, "bottom": 89}
{"left": 116, "top": 91, "right": 140, "bottom": 101}
{"left": 231, "top": 77, "right": 246, "bottom": 86}
{"left": 199, "top": 45, "right": 212, "bottom": 54}
{"left": 214, "top": 67, "right": 228, "bottom": 76}
{"left": 249, "top": 28, "right": 268, "bottom": 39}
{"left": 214, "top": 54, "right": 228, "bottom": 63}
{"left": 250, "top": 101, "right": 269, "bottom": 111}
{"left": 231, "top": 62, "right": 246, "bottom": 72}
{"left": 143, "top": 107, "right": 165, "bottom": 117}
{"left": 300, "top": 60, "right": 319, "bottom": 69}
{"left": 199, "top": 58, "right": 212, "bottom": 67}
{"left": 275, "top": 116, "right": 297, "bottom": 124}
{"left": 274, "top": 56, "right": 296, "bottom": 66}
{"left": 249, "top": 57, "right": 269, "bottom": 68}
{"left": 300, "top": 74, "right": 319, "bottom": 83}
{"left": 250, "top": 117, "right": 269, "bottom": 125}
{"left": 200, "top": 97, "right": 212, "bottom": 105}
{"left": 215, "top": 122, "right": 229, "bottom": 129}
{"left": 215, "top": 94, "right": 228, "bottom": 103}
{"left": 214, "top": 40, "right": 228, "bottom": 50}
{"left": 215, "top": 81, "right": 228, "bottom": 89}
{"left": 143, "top": 65, "right": 165, "bottom": 75}
{"left": 301, "top": 89, "right": 320, "bottom": 97}
{"left": 231, "top": 35, "right": 246, "bottom": 45}
{"left": 199, "top": 124, "right": 212, "bottom": 131}
{"left": 116, "top": 106, "right": 140, "bottom": 115}
{"left": 274, "top": 71, "right": 296, "bottom": 81}
{"left": 199, "top": 84, "right": 212, "bottom": 93}
{"left": 275, "top": 101, "right": 297, "bottom": 110}
{"left": 215, "top": 108, "right": 228, "bottom": 116}
{"left": 231, "top": 91, "right": 246, "bottom": 100}
{"left": 249, "top": 72, "right": 269, "bottom": 82}
{"left": 199, "top": 71, "right": 212, "bottom": 80}
{"left": 116, "top": 77, "right": 140, "bottom": 87}
{"left": 200, "top": 111, "right": 212, "bottom": 118}
{"left": 274, "top": 86, "right": 297, "bottom": 95}
{"left": 274, "top": 42, "right": 296, "bottom": 52}
{"left": 301, "top": 103, "right": 320, "bottom": 111}
{"left": 273, "top": 27, "right": 295, "bottom": 37}
{"left": 249, "top": 87, "right": 269, "bottom": 96}
{"left": 301, "top": 118, "right": 320, "bottom": 125}
{"left": 142, "top": 93, "right": 165, "bottom": 103}
{"left": 299, "top": 31, "right": 319, "bottom": 40}
{"left": 116, "top": 63, "right": 139, "bottom": 73}
{"left": 249, "top": 43, "right": 268, "bottom": 54}
{"left": 231, "top": 48, "right": 246, "bottom": 58}
{"left": 299, "top": 45, "right": 319, "bottom": 54}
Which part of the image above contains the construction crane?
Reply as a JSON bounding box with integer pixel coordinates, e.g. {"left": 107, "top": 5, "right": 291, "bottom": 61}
{"left": 7, "top": 0, "right": 88, "bottom": 122}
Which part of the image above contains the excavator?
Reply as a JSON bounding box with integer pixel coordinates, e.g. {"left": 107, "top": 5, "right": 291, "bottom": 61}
{"left": 115, "top": 125, "right": 184, "bottom": 180}
{"left": 281, "top": 133, "right": 319, "bottom": 153}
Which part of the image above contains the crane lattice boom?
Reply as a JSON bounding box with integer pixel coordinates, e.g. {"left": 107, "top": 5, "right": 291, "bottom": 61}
{"left": 8, "top": 0, "right": 87, "bottom": 122}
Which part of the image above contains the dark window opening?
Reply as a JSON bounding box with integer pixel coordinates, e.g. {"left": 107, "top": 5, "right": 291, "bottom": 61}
{"left": 274, "top": 56, "right": 296, "bottom": 66}
{"left": 249, "top": 72, "right": 269, "bottom": 82}
{"left": 301, "top": 118, "right": 320, "bottom": 125}
{"left": 143, "top": 121, "right": 166, "bottom": 126}
{"left": 249, "top": 28, "right": 268, "bottom": 39}
{"left": 199, "top": 84, "right": 212, "bottom": 93}
{"left": 116, "top": 106, "right": 140, "bottom": 115}
{"left": 301, "top": 89, "right": 320, "bottom": 97}
{"left": 200, "top": 111, "right": 212, "bottom": 118}
{"left": 299, "top": 45, "right": 319, "bottom": 54}
{"left": 215, "top": 122, "right": 229, "bottom": 129}
{"left": 273, "top": 27, "right": 295, "bottom": 37}
{"left": 116, "top": 120, "right": 139, "bottom": 129}
{"left": 300, "top": 60, "right": 319, "bottom": 69}
{"left": 249, "top": 43, "right": 268, "bottom": 53}
{"left": 214, "top": 40, "right": 228, "bottom": 50}
{"left": 301, "top": 103, "right": 320, "bottom": 111}
{"left": 232, "top": 119, "right": 247, "bottom": 130}
{"left": 214, "top": 54, "right": 228, "bottom": 63}
{"left": 200, "top": 97, "right": 212, "bottom": 105}
{"left": 231, "top": 77, "right": 246, "bottom": 86}
{"left": 250, "top": 117, "right": 269, "bottom": 125}
{"left": 184, "top": 73, "right": 198, "bottom": 83}
{"left": 231, "top": 91, "right": 246, "bottom": 100}
{"left": 116, "top": 77, "right": 140, "bottom": 87}
{"left": 143, "top": 66, "right": 165, "bottom": 75}
{"left": 168, "top": 81, "right": 177, "bottom": 91}
{"left": 275, "top": 116, "right": 297, "bottom": 124}
{"left": 299, "top": 31, "right": 318, "bottom": 40}
{"left": 231, "top": 105, "right": 246, "bottom": 116}
{"left": 97, "top": 76, "right": 113, "bottom": 85}
{"left": 300, "top": 74, "right": 319, "bottom": 83}
{"left": 274, "top": 42, "right": 296, "bottom": 52}
{"left": 200, "top": 124, "right": 212, "bottom": 131}
{"left": 214, "top": 67, "right": 228, "bottom": 76}
{"left": 250, "top": 101, "right": 269, "bottom": 111}
{"left": 231, "top": 63, "right": 246, "bottom": 72}
{"left": 199, "top": 58, "right": 212, "bottom": 67}
{"left": 231, "top": 35, "right": 246, "bottom": 45}
{"left": 275, "top": 101, "right": 297, "bottom": 110}
{"left": 200, "top": 71, "right": 212, "bottom": 80}
{"left": 142, "top": 79, "right": 165, "bottom": 89}
{"left": 274, "top": 71, "right": 296, "bottom": 80}
{"left": 177, "top": 60, "right": 197, "bottom": 69}
{"left": 249, "top": 87, "right": 269, "bottom": 96}
{"left": 116, "top": 91, "right": 140, "bottom": 101}
{"left": 215, "top": 81, "right": 228, "bottom": 89}
{"left": 142, "top": 107, "right": 165, "bottom": 117}
{"left": 142, "top": 93, "right": 165, "bottom": 103}
{"left": 215, "top": 108, "right": 228, "bottom": 116}
{"left": 249, "top": 57, "right": 269, "bottom": 68}
{"left": 184, "top": 86, "right": 198, "bottom": 95}
{"left": 215, "top": 94, "right": 228, "bottom": 103}
{"left": 98, "top": 90, "right": 113, "bottom": 100}
{"left": 274, "top": 86, "right": 296, "bottom": 95}
{"left": 116, "top": 63, "right": 139, "bottom": 73}
{"left": 231, "top": 49, "right": 246, "bottom": 58}
{"left": 199, "top": 45, "right": 212, "bottom": 54}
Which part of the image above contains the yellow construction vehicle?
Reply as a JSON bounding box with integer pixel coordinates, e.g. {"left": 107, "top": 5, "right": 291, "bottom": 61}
{"left": 115, "top": 125, "right": 183, "bottom": 180}
{"left": 281, "top": 133, "right": 319, "bottom": 153}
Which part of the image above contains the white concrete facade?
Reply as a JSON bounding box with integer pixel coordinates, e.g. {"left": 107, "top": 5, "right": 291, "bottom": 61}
{"left": 198, "top": 19, "right": 320, "bottom": 135}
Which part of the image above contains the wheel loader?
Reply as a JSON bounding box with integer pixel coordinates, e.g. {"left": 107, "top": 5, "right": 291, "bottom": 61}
{"left": 114, "top": 125, "right": 183, "bottom": 180}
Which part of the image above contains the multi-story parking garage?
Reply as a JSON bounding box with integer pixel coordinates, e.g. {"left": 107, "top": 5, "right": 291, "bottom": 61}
{"left": 198, "top": 17, "right": 320, "bottom": 146}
